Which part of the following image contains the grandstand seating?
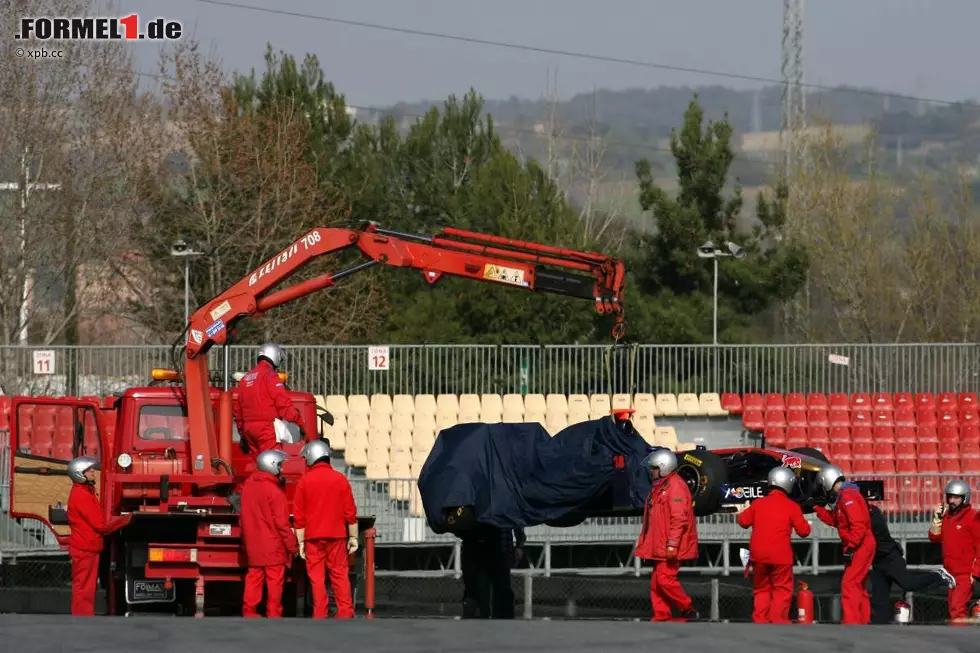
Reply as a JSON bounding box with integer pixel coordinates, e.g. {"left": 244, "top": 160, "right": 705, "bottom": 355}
{"left": 5, "top": 390, "right": 977, "bottom": 517}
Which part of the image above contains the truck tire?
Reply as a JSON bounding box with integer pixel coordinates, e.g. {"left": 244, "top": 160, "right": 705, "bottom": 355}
{"left": 676, "top": 449, "right": 728, "bottom": 517}
{"left": 790, "top": 447, "right": 830, "bottom": 464}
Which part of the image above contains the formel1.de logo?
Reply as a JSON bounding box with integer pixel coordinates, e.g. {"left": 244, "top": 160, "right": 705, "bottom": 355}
{"left": 15, "top": 14, "right": 182, "bottom": 41}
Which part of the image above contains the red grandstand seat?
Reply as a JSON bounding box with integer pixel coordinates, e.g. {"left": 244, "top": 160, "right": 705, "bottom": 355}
{"left": 917, "top": 409, "right": 937, "bottom": 427}
{"left": 873, "top": 441, "right": 895, "bottom": 459}
{"left": 897, "top": 478, "right": 921, "bottom": 512}
{"left": 939, "top": 409, "right": 959, "bottom": 428}
{"left": 852, "top": 409, "right": 872, "bottom": 428}
{"left": 764, "top": 393, "right": 785, "bottom": 411}
{"left": 53, "top": 442, "right": 73, "bottom": 460}
{"left": 896, "top": 458, "right": 918, "bottom": 473}
{"left": 852, "top": 458, "right": 875, "bottom": 474}
{"left": 837, "top": 459, "right": 854, "bottom": 474}
{"left": 894, "top": 407, "right": 916, "bottom": 427}
{"left": 915, "top": 393, "right": 936, "bottom": 411}
{"left": 829, "top": 393, "right": 850, "bottom": 411}
{"left": 874, "top": 459, "right": 896, "bottom": 474}
{"left": 873, "top": 427, "right": 895, "bottom": 443}
{"left": 785, "top": 392, "right": 806, "bottom": 410}
{"left": 895, "top": 426, "right": 917, "bottom": 443}
{"left": 720, "top": 393, "right": 743, "bottom": 414}
{"left": 786, "top": 409, "right": 807, "bottom": 427}
{"left": 742, "top": 393, "right": 764, "bottom": 411}
{"left": 34, "top": 406, "right": 56, "bottom": 428}
{"left": 895, "top": 442, "right": 916, "bottom": 459}
{"left": 742, "top": 409, "right": 764, "bottom": 431}
{"left": 918, "top": 458, "right": 939, "bottom": 474}
{"left": 880, "top": 479, "right": 900, "bottom": 513}
{"left": 939, "top": 440, "right": 959, "bottom": 457}
{"left": 806, "top": 409, "right": 829, "bottom": 427}
{"left": 764, "top": 409, "right": 786, "bottom": 427}
{"left": 961, "top": 425, "right": 980, "bottom": 443}
{"left": 0, "top": 411, "right": 7, "bottom": 430}
{"left": 850, "top": 393, "right": 872, "bottom": 409}
{"left": 829, "top": 409, "right": 850, "bottom": 427}
{"left": 960, "top": 408, "right": 979, "bottom": 426}
{"left": 830, "top": 426, "right": 851, "bottom": 441}
{"left": 871, "top": 409, "right": 894, "bottom": 427}
{"left": 806, "top": 393, "right": 828, "bottom": 409}
{"left": 917, "top": 425, "right": 939, "bottom": 442}
{"left": 959, "top": 392, "right": 979, "bottom": 409}
{"left": 937, "top": 392, "right": 958, "bottom": 410}
{"left": 54, "top": 407, "right": 73, "bottom": 431}
{"left": 918, "top": 441, "right": 939, "bottom": 458}
{"left": 83, "top": 431, "right": 99, "bottom": 457}
{"left": 963, "top": 458, "right": 980, "bottom": 473}
{"left": 938, "top": 425, "right": 959, "bottom": 442}
{"left": 851, "top": 426, "right": 873, "bottom": 443}
{"left": 764, "top": 426, "right": 786, "bottom": 447}
{"left": 893, "top": 392, "right": 913, "bottom": 409}
{"left": 960, "top": 441, "right": 980, "bottom": 458}
{"left": 829, "top": 441, "right": 852, "bottom": 460}
{"left": 871, "top": 393, "right": 893, "bottom": 411}
{"left": 53, "top": 425, "right": 73, "bottom": 448}
{"left": 808, "top": 427, "right": 830, "bottom": 448}
{"left": 785, "top": 427, "right": 807, "bottom": 450}
{"left": 939, "top": 458, "right": 962, "bottom": 474}
{"left": 920, "top": 478, "right": 944, "bottom": 507}
{"left": 852, "top": 441, "right": 873, "bottom": 458}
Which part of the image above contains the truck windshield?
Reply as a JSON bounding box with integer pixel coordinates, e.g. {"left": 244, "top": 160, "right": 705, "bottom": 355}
{"left": 138, "top": 405, "right": 189, "bottom": 441}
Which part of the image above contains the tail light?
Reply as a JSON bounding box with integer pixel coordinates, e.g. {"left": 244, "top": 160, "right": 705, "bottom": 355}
{"left": 148, "top": 547, "right": 198, "bottom": 563}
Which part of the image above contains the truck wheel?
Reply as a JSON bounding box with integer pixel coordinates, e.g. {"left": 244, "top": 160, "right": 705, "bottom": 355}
{"left": 790, "top": 447, "right": 830, "bottom": 464}
{"left": 676, "top": 449, "right": 728, "bottom": 517}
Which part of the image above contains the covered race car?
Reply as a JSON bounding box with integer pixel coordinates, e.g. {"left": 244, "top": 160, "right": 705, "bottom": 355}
{"left": 417, "top": 414, "right": 883, "bottom": 534}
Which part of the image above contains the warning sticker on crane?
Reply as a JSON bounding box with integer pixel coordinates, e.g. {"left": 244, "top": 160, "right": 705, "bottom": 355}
{"left": 209, "top": 300, "right": 231, "bottom": 321}
{"left": 206, "top": 320, "right": 225, "bottom": 338}
{"left": 482, "top": 264, "right": 526, "bottom": 286}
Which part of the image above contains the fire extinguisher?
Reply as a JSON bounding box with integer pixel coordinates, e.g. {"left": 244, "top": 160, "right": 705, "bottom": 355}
{"left": 970, "top": 599, "right": 980, "bottom": 619}
{"left": 796, "top": 581, "right": 814, "bottom": 624}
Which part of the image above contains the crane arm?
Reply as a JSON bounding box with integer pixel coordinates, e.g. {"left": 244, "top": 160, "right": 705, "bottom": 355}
{"left": 181, "top": 222, "right": 627, "bottom": 477}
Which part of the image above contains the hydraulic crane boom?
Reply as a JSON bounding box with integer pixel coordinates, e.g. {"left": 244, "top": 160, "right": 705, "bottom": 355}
{"left": 181, "top": 222, "right": 627, "bottom": 481}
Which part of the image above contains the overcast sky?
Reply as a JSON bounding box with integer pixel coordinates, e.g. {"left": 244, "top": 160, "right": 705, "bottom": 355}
{"left": 118, "top": 0, "right": 976, "bottom": 110}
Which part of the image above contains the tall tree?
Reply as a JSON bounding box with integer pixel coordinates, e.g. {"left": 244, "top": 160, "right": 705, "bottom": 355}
{"left": 626, "top": 97, "right": 808, "bottom": 344}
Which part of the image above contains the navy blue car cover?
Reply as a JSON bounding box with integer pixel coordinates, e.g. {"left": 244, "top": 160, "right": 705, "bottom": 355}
{"left": 417, "top": 416, "right": 658, "bottom": 533}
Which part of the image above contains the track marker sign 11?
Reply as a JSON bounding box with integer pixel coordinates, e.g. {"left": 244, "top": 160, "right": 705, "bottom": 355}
{"left": 15, "top": 14, "right": 183, "bottom": 41}
{"left": 32, "top": 350, "right": 55, "bottom": 375}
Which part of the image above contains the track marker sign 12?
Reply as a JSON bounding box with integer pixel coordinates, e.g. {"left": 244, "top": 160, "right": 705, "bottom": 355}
{"left": 368, "top": 346, "right": 390, "bottom": 371}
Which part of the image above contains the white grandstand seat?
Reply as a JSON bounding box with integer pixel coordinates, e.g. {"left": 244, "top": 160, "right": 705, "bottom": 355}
{"left": 388, "top": 465, "right": 413, "bottom": 501}
{"left": 369, "top": 412, "right": 392, "bottom": 432}
{"left": 412, "top": 428, "right": 436, "bottom": 452}
{"left": 392, "top": 394, "right": 415, "bottom": 416}
{"left": 367, "top": 441, "right": 389, "bottom": 461}
{"left": 459, "top": 394, "right": 481, "bottom": 417}
{"left": 458, "top": 407, "right": 481, "bottom": 424}
{"left": 389, "top": 447, "right": 412, "bottom": 465}
{"left": 314, "top": 394, "right": 328, "bottom": 411}
{"left": 348, "top": 394, "right": 370, "bottom": 415}
{"left": 502, "top": 394, "right": 525, "bottom": 417}
{"left": 324, "top": 415, "right": 348, "bottom": 450}
{"left": 546, "top": 394, "right": 568, "bottom": 416}
{"left": 436, "top": 394, "right": 459, "bottom": 415}
{"left": 655, "top": 426, "right": 678, "bottom": 448}
{"left": 348, "top": 413, "right": 370, "bottom": 433}
{"left": 409, "top": 487, "right": 425, "bottom": 517}
{"left": 365, "top": 458, "right": 388, "bottom": 481}
{"left": 368, "top": 426, "right": 391, "bottom": 450}
{"left": 524, "top": 411, "right": 546, "bottom": 430}
{"left": 414, "top": 412, "right": 437, "bottom": 432}
{"left": 699, "top": 393, "right": 728, "bottom": 416}
{"left": 436, "top": 412, "right": 457, "bottom": 430}
{"left": 655, "top": 394, "right": 682, "bottom": 416}
{"left": 391, "top": 413, "right": 413, "bottom": 432}
{"left": 632, "top": 413, "right": 656, "bottom": 445}
{"left": 502, "top": 406, "right": 524, "bottom": 423}
{"left": 567, "top": 394, "right": 589, "bottom": 415}
{"left": 524, "top": 394, "right": 547, "bottom": 414}
{"left": 546, "top": 412, "right": 567, "bottom": 435}
{"left": 344, "top": 441, "right": 368, "bottom": 467}
{"left": 612, "top": 393, "right": 632, "bottom": 411}
{"left": 633, "top": 393, "right": 657, "bottom": 416}
{"left": 677, "top": 393, "right": 704, "bottom": 416}
{"left": 410, "top": 460, "right": 426, "bottom": 477}
{"left": 412, "top": 446, "right": 431, "bottom": 464}
{"left": 567, "top": 411, "right": 589, "bottom": 426}
{"left": 325, "top": 395, "right": 349, "bottom": 417}
{"left": 370, "top": 394, "right": 393, "bottom": 416}
{"left": 481, "top": 394, "right": 503, "bottom": 416}
{"left": 390, "top": 428, "right": 413, "bottom": 450}
{"left": 675, "top": 441, "right": 695, "bottom": 451}
{"left": 590, "top": 394, "right": 611, "bottom": 416}
{"left": 415, "top": 394, "right": 437, "bottom": 416}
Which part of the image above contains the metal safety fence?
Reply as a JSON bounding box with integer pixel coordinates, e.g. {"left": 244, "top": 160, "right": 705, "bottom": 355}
{"left": 1, "top": 342, "right": 980, "bottom": 398}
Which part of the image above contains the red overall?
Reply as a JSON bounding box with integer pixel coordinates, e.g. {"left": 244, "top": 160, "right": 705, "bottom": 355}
{"left": 927, "top": 506, "right": 980, "bottom": 620}
{"left": 635, "top": 471, "right": 698, "bottom": 620}
{"left": 815, "top": 483, "right": 876, "bottom": 624}
{"left": 293, "top": 461, "right": 358, "bottom": 619}
{"left": 240, "top": 470, "right": 298, "bottom": 618}
{"left": 736, "top": 489, "right": 811, "bottom": 623}
{"left": 67, "top": 483, "right": 129, "bottom": 616}
{"left": 233, "top": 359, "right": 307, "bottom": 459}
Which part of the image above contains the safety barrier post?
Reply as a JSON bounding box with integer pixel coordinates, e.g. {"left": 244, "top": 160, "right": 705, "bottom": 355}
{"left": 523, "top": 573, "right": 533, "bottom": 619}
{"left": 710, "top": 578, "right": 720, "bottom": 621}
{"left": 364, "top": 527, "right": 376, "bottom": 619}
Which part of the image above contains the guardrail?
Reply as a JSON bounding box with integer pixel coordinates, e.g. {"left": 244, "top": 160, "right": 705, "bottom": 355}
{"left": 1, "top": 342, "right": 980, "bottom": 397}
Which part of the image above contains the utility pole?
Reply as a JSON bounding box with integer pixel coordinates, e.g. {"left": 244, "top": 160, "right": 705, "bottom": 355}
{"left": 780, "top": 0, "right": 806, "bottom": 175}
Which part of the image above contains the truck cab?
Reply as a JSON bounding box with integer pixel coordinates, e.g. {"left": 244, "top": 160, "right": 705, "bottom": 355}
{"left": 6, "top": 371, "right": 375, "bottom": 617}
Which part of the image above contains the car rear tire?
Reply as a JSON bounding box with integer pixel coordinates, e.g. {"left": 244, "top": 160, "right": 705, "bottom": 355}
{"left": 676, "top": 449, "right": 729, "bottom": 517}
{"left": 790, "top": 446, "right": 830, "bottom": 464}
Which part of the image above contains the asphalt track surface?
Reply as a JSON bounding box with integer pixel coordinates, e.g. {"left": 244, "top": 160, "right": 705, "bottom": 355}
{"left": 3, "top": 616, "right": 980, "bottom": 653}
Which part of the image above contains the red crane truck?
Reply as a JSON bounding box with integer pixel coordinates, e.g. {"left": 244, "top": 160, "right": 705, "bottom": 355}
{"left": 6, "top": 222, "right": 627, "bottom": 617}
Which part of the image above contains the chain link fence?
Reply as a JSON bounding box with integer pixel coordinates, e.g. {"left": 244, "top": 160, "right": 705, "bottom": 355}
{"left": 0, "top": 556, "right": 959, "bottom": 623}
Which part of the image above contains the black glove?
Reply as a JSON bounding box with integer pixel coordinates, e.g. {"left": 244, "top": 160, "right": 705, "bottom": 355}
{"left": 239, "top": 438, "right": 250, "bottom": 454}
{"left": 842, "top": 548, "right": 854, "bottom": 563}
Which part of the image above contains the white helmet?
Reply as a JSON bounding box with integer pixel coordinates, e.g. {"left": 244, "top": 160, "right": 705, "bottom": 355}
{"left": 257, "top": 342, "right": 285, "bottom": 369}
{"left": 256, "top": 449, "right": 288, "bottom": 477}
{"left": 646, "top": 449, "right": 678, "bottom": 476}
{"left": 816, "top": 464, "right": 845, "bottom": 494}
{"left": 945, "top": 479, "right": 972, "bottom": 505}
{"left": 768, "top": 466, "right": 797, "bottom": 494}
{"left": 300, "top": 439, "right": 331, "bottom": 467}
{"left": 68, "top": 456, "right": 99, "bottom": 484}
